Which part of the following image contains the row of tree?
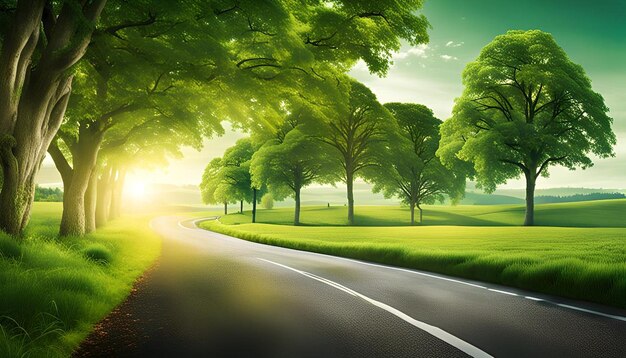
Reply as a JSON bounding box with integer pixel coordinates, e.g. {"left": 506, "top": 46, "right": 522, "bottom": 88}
{"left": 201, "top": 80, "right": 464, "bottom": 226}
{"left": 202, "top": 30, "right": 616, "bottom": 227}
{"left": 0, "top": 0, "right": 431, "bottom": 237}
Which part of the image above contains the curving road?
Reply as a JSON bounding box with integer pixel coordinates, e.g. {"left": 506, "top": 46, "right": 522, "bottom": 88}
{"left": 75, "top": 216, "right": 626, "bottom": 358}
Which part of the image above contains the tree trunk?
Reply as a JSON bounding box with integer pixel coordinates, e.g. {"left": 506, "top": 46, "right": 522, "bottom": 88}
{"left": 0, "top": 0, "right": 106, "bottom": 236}
{"left": 240, "top": 200, "right": 243, "bottom": 213}
{"left": 294, "top": 187, "right": 301, "bottom": 226}
{"left": 109, "top": 167, "right": 126, "bottom": 220}
{"left": 58, "top": 130, "right": 103, "bottom": 236}
{"left": 410, "top": 201, "right": 415, "bottom": 226}
{"left": 96, "top": 167, "right": 114, "bottom": 228}
{"left": 224, "top": 202, "right": 228, "bottom": 215}
{"left": 346, "top": 172, "right": 355, "bottom": 225}
{"left": 524, "top": 172, "right": 536, "bottom": 226}
{"left": 84, "top": 170, "right": 98, "bottom": 233}
{"left": 252, "top": 188, "right": 257, "bottom": 223}
{"left": 417, "top": 204, "right": 423, "bottom": 224}
{"left": 0, "top": 156, "right": 36, "bottom": 235}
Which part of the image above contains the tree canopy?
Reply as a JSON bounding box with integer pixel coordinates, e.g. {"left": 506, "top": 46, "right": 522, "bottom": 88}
{"left": 438, "top": 30, "right": 615, "bottom": 225}
{"left": 321, "top": 79, "right": 392, "bottom": 225}
{"left": 367, "top": 103, "right": 464, "bottom": 225}
{"left": 1, "top": 0, "right": 431, "bottom": 236}
{"left": 251, "top": 120, "right": 336, "bottom": 225}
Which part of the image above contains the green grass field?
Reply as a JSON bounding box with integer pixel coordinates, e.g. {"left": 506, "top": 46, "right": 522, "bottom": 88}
{"left": 219, "top": 199, "right": 626, "bottom": 227}
{"left": 0, "top": 203, "right": 161, "bottom": 358}
{"left": 202, "top": 199, "right": 626, "bottom": 308}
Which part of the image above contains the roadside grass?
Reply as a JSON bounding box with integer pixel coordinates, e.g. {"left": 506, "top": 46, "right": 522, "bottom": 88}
{"left": 202, "top": 200, "right": 626, "bottom": 308}
{"left": 0, "top": 202, "right": 161, "bottom": 357}
{"left": 219, "top": 199, "right": 626, "bottom": 227}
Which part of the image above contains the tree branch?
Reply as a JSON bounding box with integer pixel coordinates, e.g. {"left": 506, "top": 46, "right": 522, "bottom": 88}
{"left": 103, "top": 12, "right": 157, "bottom": 39}
{"left": 536, "top": 156, "right": 566, "bottom": 178}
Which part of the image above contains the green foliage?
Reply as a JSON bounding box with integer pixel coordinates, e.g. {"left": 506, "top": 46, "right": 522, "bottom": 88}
{"left": 252, "top": 126, "right": 336, "bottom": 200}
{"left": 366, "top": 103, "right": 464, "bottom": 222}
{"left": 261, "top": 194, "right": 274, "bottom": 210}
{"left": 200, "top": 138, "right": 264, "bottom": 206}
{"left": 83, "top": 244, "right": 112, "bottom": 265}
{"left": 0, "top": 203, "right": 160, "bottom": 357}
{"left": 322, "top": 80, "right": 392, "bottom": 181}
{"left": 33, "top": 186, "right": 63, "bottom": 202}
{"left": 439, "top": 30, "right": 616, "bottom": 194}
{"left": 203, "top": 200, "right": 626, "bottom": 308}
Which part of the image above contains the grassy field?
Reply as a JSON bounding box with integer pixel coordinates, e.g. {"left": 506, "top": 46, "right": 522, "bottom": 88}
{"left": 0, "top": 202, "right": 161, "bottom": 358}
{"left": 202, "top": 199, "right": 626, "bottom": 308}
{"left": 219, "top": 199, "right": 626, "bottom": 227}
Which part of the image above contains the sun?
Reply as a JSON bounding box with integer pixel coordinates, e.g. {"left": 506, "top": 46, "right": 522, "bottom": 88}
{"left": 126, "top": 179, "right": 148, "bottom": 200}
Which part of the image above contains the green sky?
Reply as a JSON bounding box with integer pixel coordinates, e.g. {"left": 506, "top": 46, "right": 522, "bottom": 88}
{"left": 38, "top": 0, "right": 626, "bottom": 190}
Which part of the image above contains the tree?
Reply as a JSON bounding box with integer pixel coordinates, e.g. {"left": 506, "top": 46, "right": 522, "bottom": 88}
{"left": 200, "top": 158, "right": 231, "bottom": 215}
{"left": 199, "top": 139, "right": 263, "bottom": 217}
{"left": 2, "top": 0, "right": 430, "bottom": 235}
{"left": 0, "top": 0, "right": 106, "bottom": 235}
{"left": 366, "top": 103, "right": 464, "bottom": 225}
{"left": 261, "top": 194, "right": 274, "bottom": 210}
{"left": 438, "top": 30, "right": 615, "bottom": 226}
{"left": 252, "top": 126, "right": 335, "bottom": 225}
{"left": 321, "top": 80, "right": 391, "bottom": 225}
{"left": 48, "top": 1, "right": 225, "bottom": 236}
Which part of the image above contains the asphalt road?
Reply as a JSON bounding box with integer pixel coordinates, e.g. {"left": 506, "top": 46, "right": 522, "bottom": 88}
{"left": 75, "top": 216, "right": 626, "bottom": 357}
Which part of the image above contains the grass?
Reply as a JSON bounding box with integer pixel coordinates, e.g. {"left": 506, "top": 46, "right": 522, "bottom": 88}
{"left": 219, "top": 199, "right": 626, "bottom": 227}
{"left": 0, "top": 202, "right": 161, "bottom": 357}
{"left": 201, "top": 199, "right": 626, "bottom": 308}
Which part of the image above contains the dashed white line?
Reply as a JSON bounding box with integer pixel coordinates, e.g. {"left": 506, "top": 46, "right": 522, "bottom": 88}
{"left": 488, "top": 289, "right": 519, "bottom": 297}
{"left": 258, "top": 257, "right": 493, "bottom": 358}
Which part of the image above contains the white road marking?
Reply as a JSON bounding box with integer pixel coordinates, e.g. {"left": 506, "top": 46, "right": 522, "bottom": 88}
{"left": 258, "top": 257, "right": 493, "bottom": 358}
{"left": 181, "top": 218, "right": 626, "bottom": 323}
{"left": 488, "top": 289, "right": 519, "bottom": 297}
{"left": 524, "top": 296, "right": 543, "bottom": 301}
{"left": 556, "top": 303, "right": 626, "bottom": 322}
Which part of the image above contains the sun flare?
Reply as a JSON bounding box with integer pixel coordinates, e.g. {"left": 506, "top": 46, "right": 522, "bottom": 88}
{"left": 125, "top": 179, "right": 148, "bottom": 200}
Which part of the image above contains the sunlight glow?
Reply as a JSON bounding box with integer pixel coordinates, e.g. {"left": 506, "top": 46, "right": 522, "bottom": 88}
{"left": 125, "top": 178, "right": 150, "bottom": 201}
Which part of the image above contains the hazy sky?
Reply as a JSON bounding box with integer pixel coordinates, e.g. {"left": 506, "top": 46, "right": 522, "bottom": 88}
{"left": 39, "top": 0, "right": 626, "bottom": 190}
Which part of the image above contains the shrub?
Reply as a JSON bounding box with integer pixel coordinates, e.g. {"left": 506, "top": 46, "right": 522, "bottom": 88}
{"left": 261, "top": 193, "right": 274, "bottom": 210}
{"left": 83, "top": 244, "right": 112, "bottom": 265}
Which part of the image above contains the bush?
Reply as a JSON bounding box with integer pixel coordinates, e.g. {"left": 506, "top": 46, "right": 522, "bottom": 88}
{"left": 83, "top": 244, "right": 112, "bottom": 265}
{"left": 261, "top": 193, "right": 274, "bottom": 210}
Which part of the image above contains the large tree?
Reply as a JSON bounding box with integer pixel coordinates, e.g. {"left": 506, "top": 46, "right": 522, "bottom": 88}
{"left": 438, "top": 30, "right": 615, "bottom": 226}
{"left": 367, "top": 103, "right": 464, "bottom": 225}
{"left": 321, "top": 80, "right": 391, "bottom": 225}
{"left": 251, "top": 112, "right": 336, "bottom": 225}
{"left": 0, "top": 0, "right": 106, "bottom": 235}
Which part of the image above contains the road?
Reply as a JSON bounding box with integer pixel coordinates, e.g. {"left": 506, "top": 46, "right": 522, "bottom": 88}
{"left": 75, "top": 216, "right": 626, "bottom": 358}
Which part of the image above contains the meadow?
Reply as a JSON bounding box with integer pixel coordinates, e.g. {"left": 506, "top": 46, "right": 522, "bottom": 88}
{"left": 0, "top": 203, "right": 161, "bottom": 357}
{"left": 201, "top": 199, "right": 626, "bottom": 308}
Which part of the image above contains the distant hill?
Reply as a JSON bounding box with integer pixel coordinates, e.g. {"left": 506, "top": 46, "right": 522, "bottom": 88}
{"left": 458, "top": 192, "right": 524, "bottom": 205}
{"left": 535, "top": 192, "right": 625, "bottom": 204}
{"left": 134, "top": 182, "right": 626, "bottom": 209}
{"left": 468, "top": 185, "right": 626, "bottom": 199}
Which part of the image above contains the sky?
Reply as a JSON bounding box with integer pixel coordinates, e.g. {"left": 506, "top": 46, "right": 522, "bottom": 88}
{"left": 38, "top": 0, "right": 626, "bottom": 191}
